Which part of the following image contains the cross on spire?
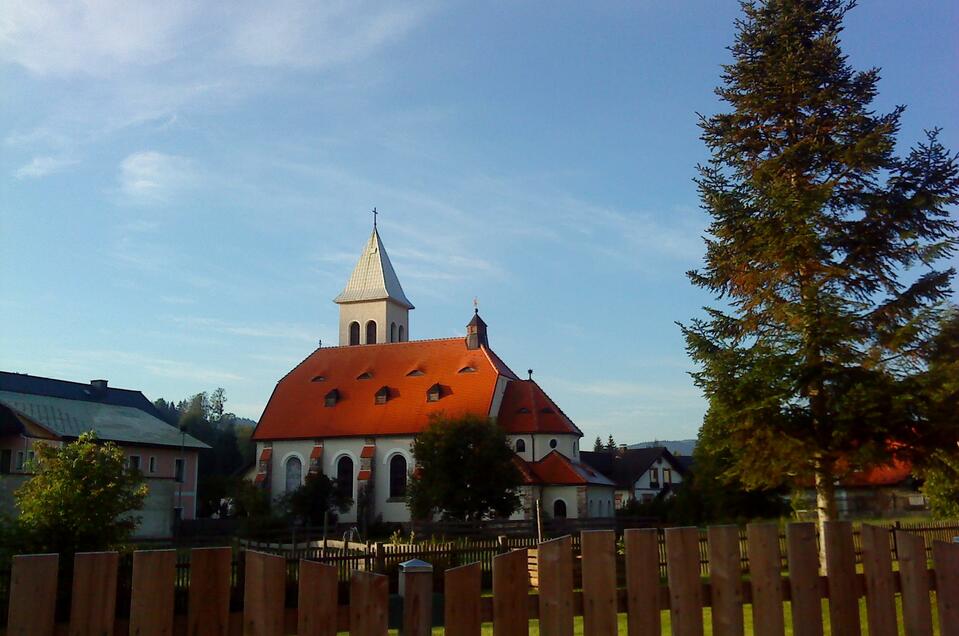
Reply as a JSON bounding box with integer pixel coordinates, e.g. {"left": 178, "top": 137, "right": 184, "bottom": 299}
{"left": 372, "top": 207, "right": 378, "bottom": 228}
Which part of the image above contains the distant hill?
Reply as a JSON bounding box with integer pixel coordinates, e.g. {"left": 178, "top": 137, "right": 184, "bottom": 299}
{"left": 629, "top": 439, "right": 696, "bottom": 456}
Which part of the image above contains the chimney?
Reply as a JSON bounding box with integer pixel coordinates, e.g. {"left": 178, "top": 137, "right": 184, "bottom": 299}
{"left": 465, "top": 309, "right": 488, "bottom": 350}
{"left": 90, "top": 379, "right": 108, "bottom": 397}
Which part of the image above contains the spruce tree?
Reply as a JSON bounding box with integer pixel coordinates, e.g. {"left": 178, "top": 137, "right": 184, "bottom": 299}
{"left": 683, "top": 0, "right": 959, "bottom": 536}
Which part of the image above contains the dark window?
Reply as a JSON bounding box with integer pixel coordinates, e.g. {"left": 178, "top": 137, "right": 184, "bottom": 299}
{"left": 458, "top": 366, "right": 476, "bottom": 373}
{"left": 553, "top": 500, "right": 567, "bottom": 518}
{"left": 149, "top": 456, "right": 157, "bottom": 473}
{"left": 337, "top": 456, "right": 354, "bottom": 498}
{"left": 515, "top": 439, "right": 526, "bottom": 453}
{"left": 175, "top": 458, "right": 185, "bottom": 483}
{"left": 311, "top": 375, "right": 326, "bottom": 382}
{"left": 129, "top": 455, "right": 141, "bottom": 470}
{"left": 664, "top": 468, "right": 672, "bottom": 484}
{"left": 391, "top": 322, "right": 396, "bottom": 342}
{"left": 649, "top": 468, "right": 659, "bottom": 487}
{"left": 398, "top": 325, "right": 405, "bottom": 342}
{"left": 375, "top": 386, "right": 389, "bottom": 405}
{"left": 366, "top": 320, "right": 377, "bottom": 344}
{"left": 406, "top": 369, "right": 424, "bottom": 376}
{"left": 349, "top": 322, "right": 360, "bottom": 345}
{"left": 285, "top": 456, "right": 302, "bottom": 492}
{"left": 389, "top": 454, "right": 407, "bottom": 499}
{"left": 325, "top": 389, "right": 339, "bottom": 407}
{"left": 0, "top": 449, "right": 10, "bottom": 474}
{"left": 427, "top": 383, "right": 441, "bottom": 402}
{"left": 549, "top": 439, "right": 558, "bottom": 449}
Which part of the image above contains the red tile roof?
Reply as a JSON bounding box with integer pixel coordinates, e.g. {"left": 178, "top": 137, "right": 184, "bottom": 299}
{"left": 515, "top": 451, "right": 616, "bottom": 487}
{"left": 497, "top": 380, "right": 582, "bottom": 436}
{"left": 253, "top": 338, "right": 519, "bottom": 440}
{"left": 840, "top": 459, "right": 913, "bottom": 487}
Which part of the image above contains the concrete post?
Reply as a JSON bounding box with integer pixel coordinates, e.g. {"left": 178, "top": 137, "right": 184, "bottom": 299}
{"left": 399, "top": 559, "right": 433, "bottom": 636}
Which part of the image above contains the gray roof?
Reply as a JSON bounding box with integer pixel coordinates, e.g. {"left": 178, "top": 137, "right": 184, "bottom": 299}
{"left": 333, "top": 228, "right": 414, "bottom": 309}
{"left": 0, "top": 391, "right": 208, "bottom": 449}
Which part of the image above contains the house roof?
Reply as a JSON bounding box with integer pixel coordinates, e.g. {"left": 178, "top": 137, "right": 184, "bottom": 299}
{"left": 253, "top": 338, "right": 522, "bottom": 440}
{"left": 333, "top": 227, "right": 414, "bottom": 310}
{"left": 515, "top": 451, "right": 616, "bottom": 487}
{"left": 580, "top": 447, "right": 686, "bottom": 490}
{"left": 497, "top": 379, "right": 582, "bottom": 436}
{"left": 0, "top": 371, "right": 167, "bottom": 420}
{"left": 840, "top": 460, "right": 913, "bottom": 487}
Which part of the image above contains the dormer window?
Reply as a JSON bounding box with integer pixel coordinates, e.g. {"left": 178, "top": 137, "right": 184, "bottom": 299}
{"left": 539, "top": 407, "right": 554, "bottom": 414}
{"left": 458, "top": 366, "right": 476, "bottom": 374}
{"left": 406, "top": 369, "right": 424, "bottom": 377}
{"left": 311, "top": 375, "right": 326, "bottom": 382}
{"left": 324, "top": 389, "right": 339, "bottom": 407}
{"left": 375, "top": 386, "right": 390, "bottom": 405}
{"left": 517, "top": 407, "right": 531, "bottom": 414}
{"left": 357, "top": 372, "right": 372, "bottom": 380}
{"left": 426, "top": 383, "right": 441, "bottom": 402}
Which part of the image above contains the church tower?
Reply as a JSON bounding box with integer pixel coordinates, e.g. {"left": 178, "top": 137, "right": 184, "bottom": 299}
{"left": 334, "top": 226, "right": 414, "bottom": 346}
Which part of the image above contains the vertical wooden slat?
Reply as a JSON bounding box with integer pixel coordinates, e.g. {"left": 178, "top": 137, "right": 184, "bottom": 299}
{"left": 349, "top": 571, "right": 388, "bottom": 636}
{"left": 624, "top": 528, "right": 661, "bottom": 636}
{"left": 747, "top": 523, "right": 785, "bottom": 636}
{"left": 188, "top": 547, "right": 232, "bottom": 636}
{"left": 861, "top": 525, "right": 897, "bottom": 636}
{"left": 665, "top": 527, "right": 704, "bottom": 636}
{"left": 581, "top": 531, "right": 617, "bottom": 636}
{"left": 493, "top": 549, "right": 529, "bottom": 636}
{"left": 933, "top": 540, "right": 959, "bottom": 636}
{"left": 823, "top": 521, "right": 861, "bottom": 636}
{"left": 537, "top": 537, "right": 573, "bottom": 636}
{"left": 786, "top": 523, "right": 823, "bottom": 636}
{"left": 7, "top": 553, "right": 58, "bottom": 636}
{"left": 298, "top": 560, "right": 338, "bottom": 636}
{"left": 708, "top": 525, "right": 744, "bottom": 636}
{"left": 130, "top": 549, "right": 176, "bottom": 636}
{"left": 445, "top": 563, "right": 482, "bottom": 636}
{"left": 69, "top": 551, "right": 119, "bottom": 636}
{"left": 896, "top": 531, "right": 933, "bottom": 636}
{"left": 244, "top": 551, "right": 286, "bottom": 636}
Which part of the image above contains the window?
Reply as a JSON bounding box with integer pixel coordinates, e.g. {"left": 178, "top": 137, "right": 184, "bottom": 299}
{"left": 549, "top": 439, "right": 558, "bottom": 449}
{"left": 324, "top": 389, "right": 339, "bottom": 407}
{"left": 365, "top": 320, "right": 377, "bottom": 344}
{"left": 389, "top": 455, "right": 407, "bottom": 499}
{"left": 311, "top": 375, "right": 326, "bottom": 382}
{"left": 391, "top": 322, "right": 397, "bottom": 342}
{"left": 129, "top": 455, "right": 141, "bottom": 470}
{"left": 406, "top": 369, "right": 424, "bottom": 377}
{"left": 458, "top": 366, "right": 476, "bottom": 373}
{"left": 426, "top": 383, "right": 441, "bottom": 402}
{"left": 398, "top": 325, "right": 405, "bottom": 342}
{"left": 553, "top": 500, "right": 567, "bottom": 518}
{"left": 175, "top": 458, "right": 185, "bottom": 483}
{"left": 337, "top": 456, "right": 354, "bottom": 499}
{"left": 15, "top": 451, "right": 24, "bottom": 471}
{"left": 27, "top": 450, "right": 35, "bottom": 465}
{"left": 349, "top": 321, "right": 360, "bottom": 346}
{"left": 375, "top": 386, "right": 390, "bottom": 405}
{"left": 515, "top": 439, "right": 526, "bottom": 453}
{"left": 0, "top": 449, "right": 11, "bottom": 474}
{"left": 663, "top": 468, "right": 672, "bottom": 484}
{"left": 357, "top": 372, "right": 372, "bottom": 380}
{"left": 649, "top": 468, "right": 659, "bottom": 487}
{"left": 149, "top": 456, "right": 157, "bottom": 473}
{"left": 285, "top": 456, "right": 302, "bottom": 492}
{"left": 174, "top": 507, "right": 182, "bottom": 522}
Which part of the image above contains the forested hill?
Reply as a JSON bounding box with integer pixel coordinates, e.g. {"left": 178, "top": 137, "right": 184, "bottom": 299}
{"left": 629, "top": 439, "right": 696, "bottom": 456}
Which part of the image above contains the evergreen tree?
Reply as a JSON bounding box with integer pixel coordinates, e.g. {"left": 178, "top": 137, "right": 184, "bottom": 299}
{"left": 593, "top": 436, "right": 604, "bottom": 451}
{"left": 605, "top": 435, "right": 618, "bottom": 451}
{"left": 683, "top": 0, "right": 959, "bottom": 536}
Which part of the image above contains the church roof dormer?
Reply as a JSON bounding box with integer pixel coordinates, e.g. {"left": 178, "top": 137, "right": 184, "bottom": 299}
{"left": 334, "top": 227, "right": 414, "bottom": 310}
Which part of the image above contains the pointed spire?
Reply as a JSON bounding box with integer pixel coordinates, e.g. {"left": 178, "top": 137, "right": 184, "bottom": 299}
{"left": 334, "top": 227, "right": 414, "bottom": 309}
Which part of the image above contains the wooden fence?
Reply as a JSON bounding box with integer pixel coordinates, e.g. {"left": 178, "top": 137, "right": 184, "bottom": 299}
{"left": 4, "top": 521, "right": 958, "bottom": 635}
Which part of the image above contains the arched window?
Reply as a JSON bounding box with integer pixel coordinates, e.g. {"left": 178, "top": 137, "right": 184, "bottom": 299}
{"left": 336, "top": 456, "right": 354, "bottom": 499}
{"left": 391, "top": 322, "right": 397, "bottom": 342}
{"left": 553, "top": 499, "right": 567, "bottom": 518}
{"left": 398, "top": 325, "right": 405, "bottom": 342}
{"left": 366, "top": 320, "right": 377, "bottom": 344}
{"left": 349, "top": 322, "right": 360, "bottom": 346}
{"left": 285, "top": 456, "right": 302, "bottom": 492}
{"left": 389, "top": 455, "right": 407, "bottom": 499}
{"left": 515, "top": 439, "right": 526, "bottom": 453}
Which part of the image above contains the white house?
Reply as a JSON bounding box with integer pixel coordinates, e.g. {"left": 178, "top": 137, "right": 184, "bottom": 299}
{"left": 580, "top": 447, "right": 687, "bottom": 508}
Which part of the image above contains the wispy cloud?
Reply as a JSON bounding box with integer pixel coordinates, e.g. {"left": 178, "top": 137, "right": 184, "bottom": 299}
{"left": 118, "top": 151, "right": 194, "bottom": 202}
{"left": 13, "top": 155, "right": 77, "bottom": 179}
{"left": 168, "top": 316, "right": 319, "bottom": 344}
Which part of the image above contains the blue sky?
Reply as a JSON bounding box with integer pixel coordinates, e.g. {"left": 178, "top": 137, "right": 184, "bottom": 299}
{"left": 1, "top": 1, "right": 956, "bottom": 443}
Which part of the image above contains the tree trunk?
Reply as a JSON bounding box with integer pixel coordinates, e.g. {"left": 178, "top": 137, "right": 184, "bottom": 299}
{"left": 814, "top": 458, "right": 837, "bottom": 570}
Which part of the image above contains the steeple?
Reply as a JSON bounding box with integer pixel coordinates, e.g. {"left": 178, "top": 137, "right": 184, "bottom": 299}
{"left": 466, "top": 309, "right": 488, "bottom": 350}
{"left": 334, "top": 225, "right": 413, "bottom": 346}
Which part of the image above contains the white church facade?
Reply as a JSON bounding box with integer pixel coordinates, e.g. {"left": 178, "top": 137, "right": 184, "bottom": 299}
{"left": 251, "top": 226, "right": 614, "bottom": 524}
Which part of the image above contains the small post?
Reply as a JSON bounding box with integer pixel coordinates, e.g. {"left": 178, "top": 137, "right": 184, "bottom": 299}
{"left": 497, "top": 535, "right": 508, "bottom": 554}
{"left": 374, "top": 542, "right": 386, "bottom": 573}
{"left": 399, "top": 559, "right": 433, "bottom": 636}
{"left": 535, "top": 499, "right": 544, "bottom": 543}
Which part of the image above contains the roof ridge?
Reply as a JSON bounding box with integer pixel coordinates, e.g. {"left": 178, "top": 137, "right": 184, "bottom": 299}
{"left": 527, "top": 378, "right": 584, "bottom": 437}
{"left": 0, "top": 371, "right": 144, "bottom": 395}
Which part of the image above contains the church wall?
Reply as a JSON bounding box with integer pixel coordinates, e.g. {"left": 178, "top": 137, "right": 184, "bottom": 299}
{"left": 587, "top": 486, "right": 616, "bottom": 518}
{"left": 541, "top": 485, "right": 580, "bottom": 519}
{"left": 370, "top": 435, "right": 414, "bottom": 523}
{"left": 337, "top": 300, "right": 409, "bottom": 346}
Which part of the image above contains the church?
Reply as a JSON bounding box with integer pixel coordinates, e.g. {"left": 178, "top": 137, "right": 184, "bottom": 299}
{"left": 251, "top": 225, "right": 615, "bottom": 524}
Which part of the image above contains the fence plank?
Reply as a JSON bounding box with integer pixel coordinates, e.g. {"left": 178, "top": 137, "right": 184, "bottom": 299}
{"left": 896, "top": 531, "right": 933, "bottom": 636}
{"left": 665, "top": 527, "right": 704, "bottom": 636}
{"left": 747, "top": 523, "right": 784, "bottom": 636}
{"left": 7, "top": 553, "right": 58, "bottom": 636}
{"left": 933, "top": 540, "right": 959, "bottom": 636}
{"left": 493, "top": 549, "right": 529, "bottom": 636}
{"left": 581, "top": 531, "right": 617, "bottom": 636}
{"left": 350, "top": 571, "right": 388, "bottom": 636}
{"left": 537, "top": 537, "right": 573, "bottom": 636}
{"left": 130, "top": 549, "right": 176, "bottom": 636}
{"left": 861, "top": 525, "right": 897, "bottom": 636}
{"left": 708, "top": 525, "right": 743, "bottom": 636}
{"left": 188, "top": 547, "right": 232, "bottom": 636}
{"left": 624, "top": 528, "right": 661, "bottom": 636}
{"left": 69, "top": 551, "right": 119, "bottom": 636}
{"left": 445, "top": 563, "right": 482, "bottom": 636}
{"left": 298, "top": 560, "right": 338, "bottom": 636}
{"left": 823, "top": 521, "right": 861, "bottom": 636}
{"left": 244, "top": 551, "right": 286, "bottom": 636}
{"left": 785, "top": 523, "right": 823, "bottom": 636}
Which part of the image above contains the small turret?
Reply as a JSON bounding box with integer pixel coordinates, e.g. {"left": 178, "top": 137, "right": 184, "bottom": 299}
{"left": 466, "top": 309, "right": 488, "bottom": 350}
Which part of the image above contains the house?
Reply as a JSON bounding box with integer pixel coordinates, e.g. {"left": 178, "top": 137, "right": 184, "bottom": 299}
{"left": 796, "top": 459, "right": 926, "bottom": 517}
{"left": 0, "top": 372, "right": 208, "bottom": 537}
{"left": 580, "top": 446, "right": 687, "bottom": 508}
{"left": 251, "top": 226, "right": 615, "bottom": 523}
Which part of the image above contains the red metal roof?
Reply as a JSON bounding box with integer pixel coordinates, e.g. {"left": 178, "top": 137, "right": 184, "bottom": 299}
{"left": 253, "top": 339, "right": 519, "bottom": 440}
{"left": 497, "top": 380, "right": 582, "bottom": 436}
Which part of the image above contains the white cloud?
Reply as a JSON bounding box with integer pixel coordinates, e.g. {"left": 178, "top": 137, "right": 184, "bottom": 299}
{"left": 118, "top": 150, "right": 193, "bottom": 201}
{"left": 13, "top": 155, "right": 77, "bottom": 179}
